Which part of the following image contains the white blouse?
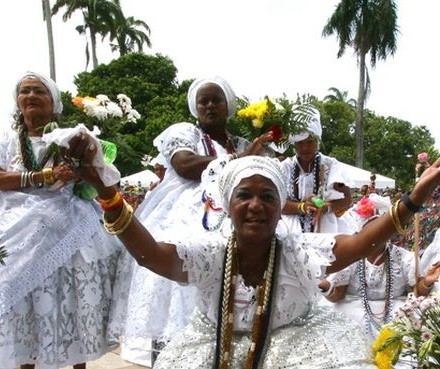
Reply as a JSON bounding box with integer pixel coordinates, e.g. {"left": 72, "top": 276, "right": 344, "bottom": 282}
{"left": 171, "top": 231, "right": 337, "bottom": 331}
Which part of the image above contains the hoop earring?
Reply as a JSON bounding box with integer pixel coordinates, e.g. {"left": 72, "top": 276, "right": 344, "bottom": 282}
{"left": 275, "top": 217, "right": 289, "bottom": 240}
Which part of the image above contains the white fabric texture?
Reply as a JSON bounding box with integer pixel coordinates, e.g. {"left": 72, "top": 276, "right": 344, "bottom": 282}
{"left": 0, "top": 130, "right": 121, "bottom": 369}
{"left": 152, "top": 232, "right": 376, "bottom": 368}
{"left": 174, "top": 231, "right": 335, "bottom": 330}
{"left": 281, "top": 153, "right": 354, "bottom": 233}
{"left": 420, "top": 228, "right": 440, "bottom": 292}
{"left": 42, "top": 124, "right": 120, "bottom": 186}
{"left": 106, "top": 122, "right": 249, "bottom": 358}
{"left": 326, "top": 245, "right": 416, "bottom": 338}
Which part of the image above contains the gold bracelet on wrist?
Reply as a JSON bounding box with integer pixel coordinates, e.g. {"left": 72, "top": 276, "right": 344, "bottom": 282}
{"left": 103, "top": 200, "right": 133, "bottom": 235}
{"left": 298, "top": 201, "right": 306, "bottom": 214}
{"left": 42, "top": 167, "right": 55, "bottom": 186}
{"left": 389, "top": 200, "right": 406, "bottom": 235}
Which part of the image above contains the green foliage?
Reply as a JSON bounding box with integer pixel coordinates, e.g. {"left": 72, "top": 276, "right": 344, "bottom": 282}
{"left": 57, "top": 51, "right": 437, "bottom": 188}
{"left": 60, "top": 52, "right": 191, "bottom": 176}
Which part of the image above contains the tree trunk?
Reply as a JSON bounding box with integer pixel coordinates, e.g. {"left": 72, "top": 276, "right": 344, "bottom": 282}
{"left": 90, "top": 27, "right": 99, "bottom": 69}
{"left": 42, "top": 0, "right": 56, "bottom": 81}
{"left": 355, "top": 51, "right": 367, "bottom": 168}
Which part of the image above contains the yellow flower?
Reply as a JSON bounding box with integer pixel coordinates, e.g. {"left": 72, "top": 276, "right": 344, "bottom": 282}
{"left": 252, "top": 118, "right": 264, "bottom": 129}
{"left": 373, "top": 326, "right": 402, "bottom": 368}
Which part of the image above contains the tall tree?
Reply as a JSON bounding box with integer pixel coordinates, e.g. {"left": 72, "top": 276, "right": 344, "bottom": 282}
{"left": 52, "top": 0, "right": 122, "bottom": 70}
{"left": 42, "top": 0, "right": 56, "bottom": 81}
{"left": 322, "top": 0, "right": 399, "bottom": 168}
{"left": 109, "top": 15, "right": 152, "bottom": 56}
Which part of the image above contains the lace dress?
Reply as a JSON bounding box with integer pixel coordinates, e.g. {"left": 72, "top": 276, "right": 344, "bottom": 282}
{"left": 106, "top": 122, "right": 248, "bottom": 365}
{"left": 281, "top": 153, "right": 354, "bottom": 233}
{"left": 0, "top": 129, "right": 121, "bottom": 369}
{"left": 153, "top": 231, "right": 376, "bottom": 368}
{"left": 326, "top": 245, "right": 415, "bottom": 339}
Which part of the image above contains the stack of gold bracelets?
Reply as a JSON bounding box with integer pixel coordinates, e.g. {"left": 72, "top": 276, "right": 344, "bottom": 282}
{"left": 298, "top": 201, "right": 306, "bottom": 214}
{"left": 99, "top": 192, "right": 133, "bottom": 235}
{"left": 389, "top": 199, "right": 406, "bottom": 235}
{"left": 20, "top": 167, "right": 55, "bottom": 188}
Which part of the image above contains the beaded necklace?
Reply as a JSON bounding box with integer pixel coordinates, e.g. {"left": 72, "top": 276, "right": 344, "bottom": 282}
{"left": 214, "top": 233, "right": 277, "bottom": 369}
{"left": 197, "top": 124, "right": 235, "bottom": 156}
{"left": 198, "top": 124, "right": 236, "bottom": 231}
{"left": 201, "top": 190, "right": 227, "bottom": 231}
{"left": 356, "top": 246, "right": 394, "bottom": 336}
{"left": 18, "top": 124, "right": 51, "bottom": 171}
{"left": 289, "top": 153, "right": 321, "bottom": 232}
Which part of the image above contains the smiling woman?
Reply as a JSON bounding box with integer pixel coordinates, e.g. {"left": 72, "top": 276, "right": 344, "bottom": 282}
{"left": 0, "top": 71, "right": 121, "bottom": 369}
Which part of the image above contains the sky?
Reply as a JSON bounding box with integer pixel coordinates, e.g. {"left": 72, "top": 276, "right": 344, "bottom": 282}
{"left": 1, "top": 0, "right": 439, "bottom": 149}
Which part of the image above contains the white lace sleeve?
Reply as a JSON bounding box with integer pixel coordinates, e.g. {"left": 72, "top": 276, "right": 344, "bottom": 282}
{"left": 327, "top": 266, "right": 352, "bottom": 287}
{"left": 153, "top": 122, "right": 201, "bottom": 161}
{"left": 172, "top": 233, "right": 225, "bottom": 289}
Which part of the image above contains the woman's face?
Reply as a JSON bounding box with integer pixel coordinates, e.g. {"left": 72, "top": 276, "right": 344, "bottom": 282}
{"left": 294, "top": 136, "right": 318, "bottom": 163}
{"left": 195, "top": 83, "right": 228, "bottom": 129}
{"left": 229, "top": 175, "right": 281, "bottom": 241}
{"left": 17, "top": 78, "right": 53, "bottom": 132}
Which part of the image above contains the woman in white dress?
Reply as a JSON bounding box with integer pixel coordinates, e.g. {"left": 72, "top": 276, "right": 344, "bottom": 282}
{"left": 107, "top": 76, "right": 272, "bottom": 365}
{"left": 319, "top": 195, "right": 440, "bottom": 341}
{"left": 0, "top": 72, "right": 121, "bottom": 369}
{"left": 60, "top": 143, "right": 440, "bottom": 368}
{"left": 281, "top": 109, "right": 353, "bottom": 233}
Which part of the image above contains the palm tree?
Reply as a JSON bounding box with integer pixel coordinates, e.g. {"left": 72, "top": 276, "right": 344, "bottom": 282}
{"left": 42, "top": 0, "right": 56, "bottom": 81}
{"left": 52, "top": 0, "right": 122, "bottom": 70}
{"left": 109, "top": 15, "right": 152, "bottom": 56}
{"left": 324, "top": 87, "right": 357, "bottom": 108}
{"left": 322, "top": 0, "right": 399, "bottom": 168}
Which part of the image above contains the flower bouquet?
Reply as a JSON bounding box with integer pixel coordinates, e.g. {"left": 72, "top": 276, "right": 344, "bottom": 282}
{"left": 71, "top": 93, "right": 141, "bottom": 199}
{"left": 235, "top": 96, "right": 316, "bottom": 153}
{"left": 373, "top": 292, "right": 440, "bottom": 368}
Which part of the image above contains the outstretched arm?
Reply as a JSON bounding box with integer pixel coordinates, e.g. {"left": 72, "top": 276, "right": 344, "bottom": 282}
{"left": 65, "top": 133, "right": 187, "bottom": 283}
{"left": 328, "top": 159, "right": 440, "bottom": 274}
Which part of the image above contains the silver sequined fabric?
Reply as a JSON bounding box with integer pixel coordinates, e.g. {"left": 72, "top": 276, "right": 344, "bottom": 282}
{"left": 154, "top": 306, "right": 377, "bottom": 368}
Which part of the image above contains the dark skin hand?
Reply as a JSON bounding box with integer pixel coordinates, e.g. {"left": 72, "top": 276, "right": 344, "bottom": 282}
{"left": 64, "top": 132, "right": 440, "bottom": 285}
{"left": 171, "top": 131, "right": 275, "bottom": 180}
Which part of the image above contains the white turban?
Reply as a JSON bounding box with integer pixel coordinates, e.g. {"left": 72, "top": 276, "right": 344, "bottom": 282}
{"left": 219, "top": 156, "right": 287, "bottom": 214}
{"left": 187, "top": 76, "right": 237, "bottom": 119}
{"left": 13, "top": 71, "right": 63, "bottom": 115}
{"left": 288, "top": 108, "right": 322, "bottom": 143}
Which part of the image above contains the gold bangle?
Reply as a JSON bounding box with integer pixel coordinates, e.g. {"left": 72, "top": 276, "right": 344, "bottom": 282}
{"left": 298, "top": 201, "right": 306, "bottom": 214}
{"left": 42, "top": 167, "right": 55, "bottom": 186}
{"left": 103, "top": 200, "right": 133, "bottom": 235}
{"left": 389, "top": 200, "right": 406, "bottom": 235}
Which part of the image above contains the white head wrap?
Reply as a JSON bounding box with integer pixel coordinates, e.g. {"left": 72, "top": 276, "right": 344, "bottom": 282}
{"left": 13, "top": 71, "right": 63, "bottom": 115}
{"left": 288, "top": 108, "right": 322, "bottom": 143}
{"left": 218, "top": 156, "right": 287, "bottom": 214}
{"left": 187, "top": 76, "right": 237, "bottom": 119}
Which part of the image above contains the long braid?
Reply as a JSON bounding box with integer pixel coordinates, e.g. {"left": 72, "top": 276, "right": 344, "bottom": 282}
{"left": 17, "top": 117, "right": 34, "bottom": 171}
{"left": 215, "top": 232, "right": 237, "bottom": 369}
